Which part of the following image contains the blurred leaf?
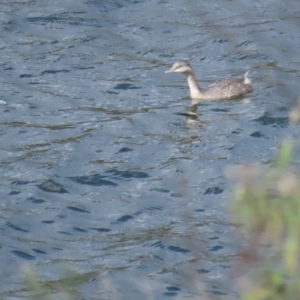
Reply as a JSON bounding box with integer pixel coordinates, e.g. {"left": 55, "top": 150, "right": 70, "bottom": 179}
{"left": 275, "top": 140, "right": 292, "bottom": 169}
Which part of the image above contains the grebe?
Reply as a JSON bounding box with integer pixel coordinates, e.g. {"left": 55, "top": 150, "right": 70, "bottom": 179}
{"left": 165, "top": 61, "right": 252, "bottom": 102}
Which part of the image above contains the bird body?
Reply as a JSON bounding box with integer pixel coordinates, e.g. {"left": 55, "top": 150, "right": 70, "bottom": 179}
{"left": 165, "top": 61, "right": 252, "bottom": 103}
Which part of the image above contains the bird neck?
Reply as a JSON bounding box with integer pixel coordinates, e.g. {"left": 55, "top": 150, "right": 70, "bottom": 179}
{"left": 186, "top": 73, "right": 203, "bottom": 100}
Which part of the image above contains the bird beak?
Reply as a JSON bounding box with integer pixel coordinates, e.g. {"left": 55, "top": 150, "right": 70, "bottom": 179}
{"left": 165, "top": 68, "right": 173, "bottom": 73}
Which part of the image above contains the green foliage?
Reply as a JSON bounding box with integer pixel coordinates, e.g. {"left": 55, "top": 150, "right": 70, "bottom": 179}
{"left": 231, "top": 140, "right": 300, "bottom": 300}
{"left": 21, "top": 266, "right": 93, "bottom": 300}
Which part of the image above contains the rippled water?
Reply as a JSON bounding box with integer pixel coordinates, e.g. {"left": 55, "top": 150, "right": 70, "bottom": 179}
{"left": 1, "top": 0, "right": 300, "bottom": 298}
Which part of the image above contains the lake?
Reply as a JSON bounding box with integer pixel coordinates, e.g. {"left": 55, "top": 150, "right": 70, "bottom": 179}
{"left": 0, "top": 0, "right": 300, "bottom": 299}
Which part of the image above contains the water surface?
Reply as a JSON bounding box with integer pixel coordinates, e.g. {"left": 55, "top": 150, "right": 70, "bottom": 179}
{"left": 1, "top": 0, "right": 300, "bottom": 298}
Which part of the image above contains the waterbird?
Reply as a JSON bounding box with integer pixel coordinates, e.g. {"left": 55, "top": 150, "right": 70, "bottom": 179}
{"left": 165, "top": 61, "right": 252, "bottom": 102}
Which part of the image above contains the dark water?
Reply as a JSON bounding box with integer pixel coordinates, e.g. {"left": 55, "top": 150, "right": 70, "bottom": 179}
{"left": 1, "top": 0, "right": 300, "bottom": 298}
